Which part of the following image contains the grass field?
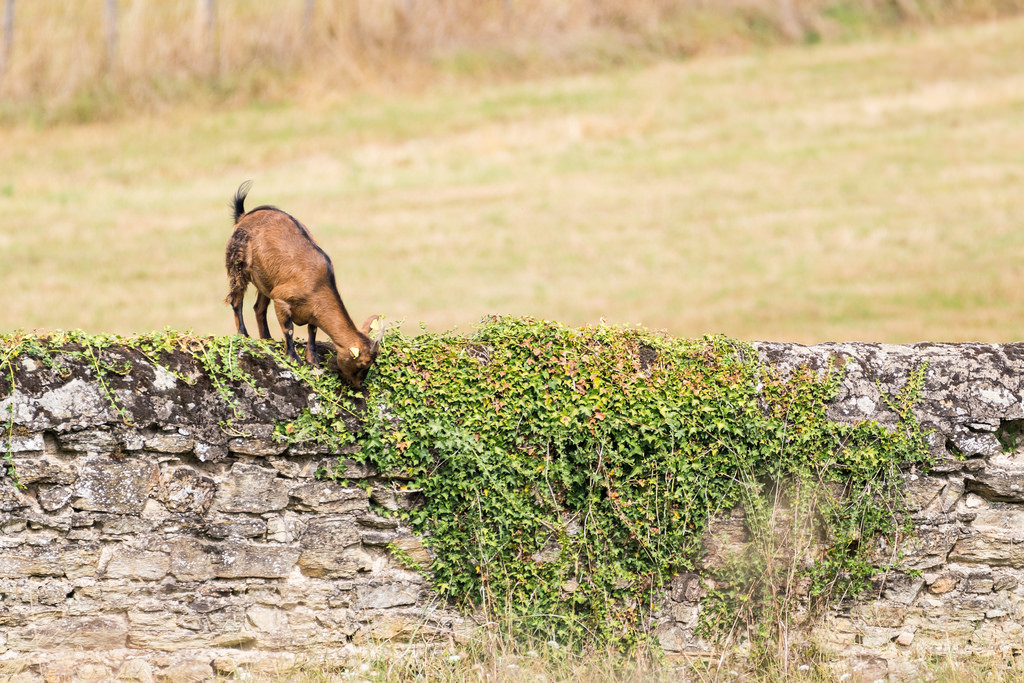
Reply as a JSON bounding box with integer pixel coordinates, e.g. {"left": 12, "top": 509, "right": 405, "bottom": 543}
{"left": 2, "top": 16, "right": 1023, "bottom": 343}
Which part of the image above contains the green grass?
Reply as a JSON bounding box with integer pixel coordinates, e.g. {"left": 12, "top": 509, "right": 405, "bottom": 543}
{"left": 2, "top": 17, "right": 1024, "bottom": 342}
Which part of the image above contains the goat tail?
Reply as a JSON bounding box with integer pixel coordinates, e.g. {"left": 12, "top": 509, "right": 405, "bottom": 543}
{"left": 232, "top": 180, "right": 254, "bottom": 224}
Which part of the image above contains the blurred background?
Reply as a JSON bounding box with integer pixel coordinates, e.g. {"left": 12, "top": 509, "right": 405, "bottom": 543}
{"left": 1, "top": 0, "right": 1023, "bottom": 342}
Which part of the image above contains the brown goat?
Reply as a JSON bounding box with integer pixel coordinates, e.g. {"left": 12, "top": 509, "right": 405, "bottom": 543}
{"left": 224, "top": 181, "right": 382, "bottom": 388}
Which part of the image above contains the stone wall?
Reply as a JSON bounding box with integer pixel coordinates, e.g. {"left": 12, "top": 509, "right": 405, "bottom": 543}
{"left": 0, "top": 344, "right": 467, "bottom": 682}
{"left": 3, "top": 339, "right": 1024, "bottom": 681}
{"left": 658, "top": 341, "right": 1024, "bottom": 680}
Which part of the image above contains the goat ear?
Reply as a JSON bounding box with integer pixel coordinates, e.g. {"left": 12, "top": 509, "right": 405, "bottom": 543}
{"left": 361, "top": 315, "right": 385, "bottom": 353}
{"left": 349, "top": 347, "right": 360, "bottom": 359}
{"left": 360, "top": 315, "right": 381, "bottom": 335}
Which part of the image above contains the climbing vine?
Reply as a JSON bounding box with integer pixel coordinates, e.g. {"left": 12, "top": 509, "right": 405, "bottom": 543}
{"left": 289, "top": 316, "right": 932, "bottom": 651}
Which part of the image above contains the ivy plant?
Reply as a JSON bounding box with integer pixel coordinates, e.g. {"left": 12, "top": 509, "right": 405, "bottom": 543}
{"left": 290, "top": 316, "right": 931, "bottom": 650}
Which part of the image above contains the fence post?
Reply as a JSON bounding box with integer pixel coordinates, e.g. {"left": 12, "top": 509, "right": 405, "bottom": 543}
{"left": 1, "top": 0, "right": 13, "bottom": 85}
{"left": 103, "top": 0, "right": 118, "bottom": 73}
{"left": 776, "top": 0, "right": 803, "bottom": 41}
{"left": 199, "top": 0, "right": 217, "bottom": 75}
{"left": 303, "top": 0, "right": 315, "bottom": 41}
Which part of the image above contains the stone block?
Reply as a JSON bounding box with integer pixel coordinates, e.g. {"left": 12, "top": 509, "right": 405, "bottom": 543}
{"left": 300, "top": 516, "right": 360, "bottom": 549}
{"left": 358, "top": 514, "right": 398, "bottom": 530}
{"left": 8, "top": 455, "right": 75, "bottom": 486}
{"left": 653, "top": 620, "right": 688, "bottom": 653}
{"left": 23, "top": 514, "right": 72, "bottom": 534}
{"left": 965, "top": 467, "right": 1024, "bottom": 503}
{"left": 70, "top": 458, "right": 159, "bottom": 514}
{"left": 265, "top": 456, "right": 314, "bottom": 479}
{"left": 7, "top": 616, "right": 127, "bottom": 650}
{"left": 884, "top": 579, "right": 925, "bottom": 606}
{"left": 927, "top": 573, "right": 960, "bottom": 594}
{"left": 57, "top": 428, "right": 120, "bottom": 454}
{"left": 1, "top": 431, "right": 43, "bottom": 453}
{"left": 0, "top": 546, "right": 96, "bottom": 578}
{"left": 31, "top": 378, "right": 111, "bottom": 425}
{"left": 159, "top": 467, "right": 216, "bottom": 514}
{"left": 103, "top": 549, "right": 170, "bottom": 581}
{"left": 270, "top": 455, "right": 371, "bottom": 480}
{"left": 904, "top": 475, "right": 945, "bottom": 511}
{"left": 37, "top": 485, "right": 73, "bottom": 512}
{"left": 993, "top": 574, "right": 1018, "bottom": 591}
{"left": 356, "top": 584, "right": 419, "bottom": 610}
{"left": 41, "top": 661, "right": 114, "bottom": 683}
{"left": 948, "top": 430, "right": 1001, "bottom": 458}
{"left": 3, "top": 578, "right": 73, "bottom": 607}
{"left": 966, "top": 572, "right": 994, "bottom": 593}
{"left": 357, "top": 530, "right": 398, "bottom": 547}
{"left": 205, "top": 518, "right": 266, "bottom": 540}
{"left": 390, "top": 536, "right": 433, "bottom": 568}
{"left": 968, "top": 508, "right": 1024, "bottom": 537}
{"left": 0, "top": 479, "right": 33, "bottom": 511}
{"left": 337, "top": 458, "right": 378, "bottom": 479}
{"left": 894, "top": 630, "right": 915, "bottom": 646}
{"left": 159, "top": 659, "right": 214, "bottom": 683}
{"left": 167, "top": 538, "right": 215, "bottom": 581}
{"left": 265, "top": 515, "right": 296, "bottom": 543}
{"left": 215, "top": 463, "right": 289, "bottom": 513}
{"left": 211, "top": 632, "right": 258, "bottom": 649}
{"left": 65, "top": 544, "right": 102, "bottom": 579}
{"left": 939, "top": 479, "right": 965, "bottom": 512}
{"left": 193, "top": 442, "right": 228, "bottom": 462}
{"left": 901, "top": 526, "right": 957, "bottom": 571}
{"left": 144, "top": 431, "right": 194, "bottom": 454}
{"left": 116, "top": 658, "right": 155, "bottom": 683}
{"left": 97, "top": 515, "right": 160, "bottom": 538}
{"left": 187, "top": 596, "right": 229, "bottom": 614}
{"left": 356, "top": 612, "right": 452, "bottom": 642}
{"left": 169, "top": 538, "right": 299, "bottom": 580}
{"left": 850, "top": 604, "right": 907, "bottom": 629}
{"left": 247, "top": 605, "right": 289, "bottom": 632}
{"left": 950, "top": 535, "right": 1024, "bottom": 566}
{"left": 127, "top": 629, "right": 218, "bottom": 652}
{"left": 670, "top": 603, "right": 700, "bottom": 627}
{"left": 127, "top": 611, "right": 177, "bottom": 630}
{"left": 856, "top": 625, "right": 899, "bottom": 649}
{"left": 369, "top": 488, "right": 423, "bottom": 512}
{"left": 280, "top": 441, "right": 332, "bottom": 456}
{"left": 228, "top": 437, "right": 288, "bottom": 457}
{"left": 916, "top": 618, "right": 978, "bottom": 638}
{"left": 290, "top": 480, "right": 369, "bottom": 514}
{"left": 297, "top": 548, "right": 360, "bottom": 579}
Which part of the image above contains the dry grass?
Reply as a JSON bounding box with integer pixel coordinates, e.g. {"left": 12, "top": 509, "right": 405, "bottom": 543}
{"left": 2, "top": 16, "right": 1024, "bottom": 342}
{"left": 4, "top": 0, "right": 1024, "bottom": 120}
{"left": 208, "top": 631, "right": 675, "bottom": 682}
{"left": 204, "top": 632, "right": 1024, "bottom": 682}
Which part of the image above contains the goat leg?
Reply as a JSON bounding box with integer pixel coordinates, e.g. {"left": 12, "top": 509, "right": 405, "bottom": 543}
{"left": 253, "top": 292, "right": 273, "bottom": 339}
{"left": 228, "top": 295, "right": 249, "bottom": 337}
{"left": 274, "top": 302, "right": 302, "bottom": 363}
{"left": 283, "top": 320, "right": 301, "bottom": 363}
{"left": 306, "top": 325, "right": 321, "bottom": 367}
